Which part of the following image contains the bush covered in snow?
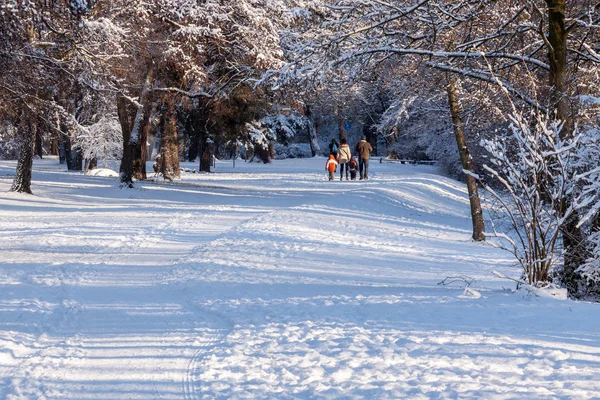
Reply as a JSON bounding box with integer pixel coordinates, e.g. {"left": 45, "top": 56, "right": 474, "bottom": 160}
{"left": 0, "top": 122, "right": 18, "bottom": 160}
{"left": 578, "top": 231, "right": 600, "bottom": 293}
{"left": 273, "top": 143, "right": 312, "bottom": 159}
{"left": 244, "top": 112, "right": 309, "bottom": 161}
{"left": 479, "top": 112, "right": 600, "bottom": 288}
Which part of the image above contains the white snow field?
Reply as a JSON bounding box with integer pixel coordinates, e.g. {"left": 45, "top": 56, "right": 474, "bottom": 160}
{"left": 1, "top": 157, "right": 600, "bottom": 399}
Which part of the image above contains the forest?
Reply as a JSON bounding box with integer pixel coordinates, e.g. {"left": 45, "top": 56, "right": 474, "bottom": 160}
{"left": 1, "top": 0, "right": 600, "bottom": 298}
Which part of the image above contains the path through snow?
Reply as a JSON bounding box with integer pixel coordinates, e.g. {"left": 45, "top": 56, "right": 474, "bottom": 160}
{"left": 1, "top": 158, "right": 599, "bottom": 399}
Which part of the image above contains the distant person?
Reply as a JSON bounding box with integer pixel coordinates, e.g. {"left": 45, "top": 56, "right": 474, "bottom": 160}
{"left": 355, "top": 136, "right": 373, "bottom": 180}
{"left": 329, "top": 138, "right": 339, "bottom": 158}
{"left": 348, "top": 157, "right": 358, "bottom": 180}
{"left": 337, "top": 138, "right": 351, "bottom": 180}
{"left": 325, "top": 154, "right": 338, "bottom": 181}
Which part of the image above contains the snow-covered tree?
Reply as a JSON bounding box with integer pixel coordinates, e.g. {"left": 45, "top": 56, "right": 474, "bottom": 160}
{"left": 480, "top": 110, "right": 600, "bottom": 286}
{"left": 75, "top": 115, "right": 123, "bottom": 169}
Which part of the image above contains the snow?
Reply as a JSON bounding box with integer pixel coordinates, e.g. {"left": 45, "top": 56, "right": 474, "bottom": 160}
{"left": 85, "top": 168, "right": 119, "bottom": 177}
{"left": 1, "top": 158, "right": 600, "bottom": 399}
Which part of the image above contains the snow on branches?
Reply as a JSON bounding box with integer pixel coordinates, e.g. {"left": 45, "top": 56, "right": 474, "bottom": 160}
{"left": 479, "top": 111, "right": 600, "bottom": 285}
{"left": 75, "top": 115, "right": 123, "bottom": 168}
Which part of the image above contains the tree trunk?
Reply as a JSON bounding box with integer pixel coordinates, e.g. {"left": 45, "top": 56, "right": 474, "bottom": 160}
{"left": 58, "top": 130, "right": 66, "bottom": 165}
{"left": 50, "top": 128, "right": 58, "bottom": 156}
{"left": 304, "top": 105, "right": 320, "bottom": 157}
{"left": 546, "top": 0, "right": 585, "bottom": 278}
{"left": 547, "top": 0, "right": 570, "bottom": 135}
{"left": 188, "top": 130, "right": 200, "bottom": 162}
{"left": 117, "top": 94, "right": 136, "bottom": 186}
{"left": 335, "top": 104, "right": 347, "bottom": 142}
{"left": 132, "top": 99, "right": 153, "bottom": 181}
{"left": 55, "top": 110, "right": 66, "bottom": 164}
{"left": 84, "top": 158, "right": 97, "bottom": 173}
{"left": 199, "top": 139, "right": 212, "bottom": 172}
{"left": 159, "top": 94, "right": 180, "bottom": 180}
{"left": 68, "top": 146, "right": 83, "bottom": 171}
{"left": 256, "top": 146, "right": 270, "bottom": 164}
{"left": 62, "top": 128, "right": 73, "bottom": 169}
{"left": 35, "top": 122, "right": 43, "bottom": 159}
{"left": 446, "top": 79, "right": 485, "bottom": 242}
{"left": 11, "top": 114, "right": 36, "bottom": 194}
{"left": 268, "top": 140, "right": 275, "bottom": 160}
{"left": 119, "top": 65, "right": 154, "bottom": 186}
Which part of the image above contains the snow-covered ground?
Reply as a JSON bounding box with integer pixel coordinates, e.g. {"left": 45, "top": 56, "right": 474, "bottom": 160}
{"left": 1, "top": 157, "right": 599, "bottom": 399}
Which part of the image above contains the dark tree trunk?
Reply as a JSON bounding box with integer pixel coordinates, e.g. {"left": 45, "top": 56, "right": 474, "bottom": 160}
{"left": 118, "top": 65, "right": 154, "bottom": 186}
{"left": 199, "top": 133, "right": 212, "bottom": 173}
{"left": 335, "top": 104, "right": 347, "bottom": 142}
{"left": 50, "top": 121, "right": 59, "bottom": 156}
{"left": 159, "top": 94, "right": 180, "bottom": 180}
{"left": 546, "top": 0, "right": 585, "bottom": 279}
{"left": 268, "top": 140, "right": 275, "bottom": 160}
{"left": 84, "top": 158, "right": 97, "bottom": 173}
{"left": 68, "top": 147, "right": 83, "bottom": 171}
{"left": 257, "top": 146, "right": 270, "bottom": 164}
{"left": 188, "top": 131, "right": 200, "bottom": 161}
{"left": 117, "top": 94, "right": 136, "bottom": 186}
{"left": 58, "top": 128, "right": 66, "bottom": 165}
{"left": 446, "top": 79, "right": 485, "bottom": 242}
{"left": 62, "top": 129, "right": 74, "bottom": 169}
{"left": 35, "top": 122, "right": 43, "bottom": 159}
{"left": 11, "top": 115, "right": 36, "bottom": 194}
{"left": 132, "top": 99, "right": 153, "bottom": 181}
{"left": 304, "top": 105, "right": 320, "bottom": 157}
{"left": 50, "top": 138, "right": 58, "bottom": 156}
{"left": 186, "top": 110, "right": 201, "bottom": 162}
{"left": 547, "top": 0, "right": 570, "bottom": 135}
{"left": 199, "top": 145, "right": 211, "bottom": 172}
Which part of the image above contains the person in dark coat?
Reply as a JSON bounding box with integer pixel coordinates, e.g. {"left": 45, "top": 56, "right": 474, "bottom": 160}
{"left": 329, "top": 138, "right": 339, "bottom": 157}
{"left": 355, "top": 136, "right": 373, "bottom": 180}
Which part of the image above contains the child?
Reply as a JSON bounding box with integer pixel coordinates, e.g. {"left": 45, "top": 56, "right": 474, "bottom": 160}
{"left": 325, "top": 154, "right": 338, "bottom": 181}
{"left": 348, "top": 157, "right": 358, "bottom": 180}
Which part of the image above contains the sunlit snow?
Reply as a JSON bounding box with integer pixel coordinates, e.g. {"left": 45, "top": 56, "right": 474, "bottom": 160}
{"left": 1, "top": 158, "right": 599, "bottom": 399}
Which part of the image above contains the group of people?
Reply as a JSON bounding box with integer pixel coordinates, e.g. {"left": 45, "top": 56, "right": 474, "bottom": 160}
{"left": 325, "top": 136, "right": 373, "bottom": 181}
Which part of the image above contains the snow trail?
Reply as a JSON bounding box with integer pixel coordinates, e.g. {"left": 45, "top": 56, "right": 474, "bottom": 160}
{"left": 1, "top": 158, "right": 600, "bottom": 399}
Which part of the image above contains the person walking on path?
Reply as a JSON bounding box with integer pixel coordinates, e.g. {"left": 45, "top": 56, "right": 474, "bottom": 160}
{"left": 355, "top": 136, "right": 373, "bottom": 180}
{"left": 329, "top": 138, "right": 339, "bottom": 158}
{"left": 337, "top": 138, "right": 352, "bottom": 180}
{"left": 325, "top": 154, "right": 338, "bottom": 181}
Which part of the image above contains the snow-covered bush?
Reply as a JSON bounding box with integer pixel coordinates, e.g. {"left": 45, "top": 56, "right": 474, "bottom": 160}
{"left": 479, "top": 111, "right": 597, "bottom": 285}
{"left": 273, "top": 143, "right": 311, "bottom": 159}
{"left": 578, "top": 231, "right": 600, "bottom": 291}
{"left": 0, "top": 122, "right": 18, "bottom": 160}
{"left": 375, "top": 96, "right": 416, "bottom": 142}
{"left": 573, "top": 128, "right": 600, "bottom": 293}
{"left": 263, "top": 113, "right": 306, "bottom": 146}
{"left": 244, "top": 113, "right": 308, "bottom": 161}
{"left": 245, "top": 120, "right": 269, "bottom": 148}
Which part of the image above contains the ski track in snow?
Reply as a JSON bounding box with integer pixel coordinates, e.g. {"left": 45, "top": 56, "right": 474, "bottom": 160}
{"left": 1, "top": 158, "right": 600, "bottom": 399}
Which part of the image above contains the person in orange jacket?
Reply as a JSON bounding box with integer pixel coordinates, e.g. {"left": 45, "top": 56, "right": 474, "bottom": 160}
{"left": 325, "top": 154, "right": 338, "bottom": 181}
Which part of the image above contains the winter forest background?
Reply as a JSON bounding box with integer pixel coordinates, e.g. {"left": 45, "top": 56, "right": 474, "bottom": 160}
{"left": 1, "top": 0, "right": 600, "bottom": 296}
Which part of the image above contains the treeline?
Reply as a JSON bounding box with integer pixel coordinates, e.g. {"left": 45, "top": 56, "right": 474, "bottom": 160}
{"left": 2, "top": 1, "right": 600, "bottom": 296}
